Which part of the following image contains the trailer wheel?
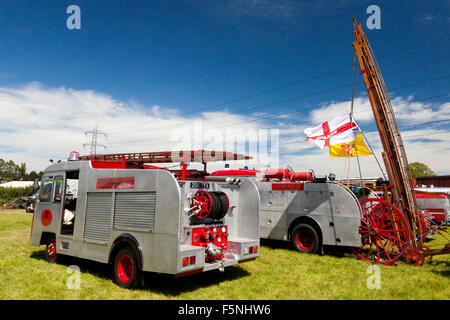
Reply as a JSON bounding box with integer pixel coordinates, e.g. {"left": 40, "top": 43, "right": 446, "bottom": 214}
{"left": 113, "top": 247, "right": 139, "bottom": 289}
{"left": 291, "top": 223, "right": 319, "bottom": 253}
{"left": 45, "top": 237, "right": 58, "bottom": 263}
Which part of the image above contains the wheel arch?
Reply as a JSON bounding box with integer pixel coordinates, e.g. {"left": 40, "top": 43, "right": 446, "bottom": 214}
{"left": 39, "top": 232, "right": 56, "bottom": 246}
{"left": 109, "top": 234, "right": 143, "bottom": 270}
{"left": 288, "top": 215, "right": 323, "bottom": 246}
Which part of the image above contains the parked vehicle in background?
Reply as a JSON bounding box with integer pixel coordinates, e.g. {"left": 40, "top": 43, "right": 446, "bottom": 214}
{"left": 210, "top": 167, "right": 364, "bottom": 254}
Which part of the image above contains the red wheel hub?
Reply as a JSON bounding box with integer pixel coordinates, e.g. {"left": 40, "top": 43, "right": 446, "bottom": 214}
{"left": 47, "top": 240, "right": 56, "bottom": 260}
{"left": 370, "top": 226, "right": 380, "bottom": 236}
{"left": 117, "top": 254, "right": 133, "bottom": 283}
{"left": 296, "top": 228, "right": 314, "bottom": 250}
{"left": 351, "top": 198, "right": 412, "bottom": 265}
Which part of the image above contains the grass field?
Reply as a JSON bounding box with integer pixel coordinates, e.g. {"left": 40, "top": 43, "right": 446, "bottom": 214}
{"left": 0, "top": 209, "right": 449, "bottom": 300}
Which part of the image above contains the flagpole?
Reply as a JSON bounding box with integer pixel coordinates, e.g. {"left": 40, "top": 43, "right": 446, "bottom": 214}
{"left": 349, "top": 52, "right": 365, "bottom": 194}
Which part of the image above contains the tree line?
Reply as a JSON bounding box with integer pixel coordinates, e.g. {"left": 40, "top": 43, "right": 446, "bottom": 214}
{"left": 0, "top": 158, "right": 43, "bottom": 182}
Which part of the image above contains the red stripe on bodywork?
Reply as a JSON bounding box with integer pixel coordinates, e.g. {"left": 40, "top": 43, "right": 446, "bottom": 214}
{"left": 272, "top": 183, "right": 304, "bottom": 191}
{"left": 415, "top": 193, "right": 447, "bottom": 199}
{"left": 96, "top": 177, "right": 135, "bottom": 189}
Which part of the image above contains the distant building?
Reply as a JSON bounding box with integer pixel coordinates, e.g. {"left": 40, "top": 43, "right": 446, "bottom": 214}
{"left": 338, "top": 177, "right": 385, "bottom": 187}
{"left": 0, "top": 181, "right": 34, "bottom": 188}
{"left": 415, "top": 175, "right": 450, "bottom": 188}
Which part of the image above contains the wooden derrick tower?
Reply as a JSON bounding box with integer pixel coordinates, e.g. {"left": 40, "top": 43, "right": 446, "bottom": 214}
{"left": 352, "top": 18, "right": 422, "bottom": 246}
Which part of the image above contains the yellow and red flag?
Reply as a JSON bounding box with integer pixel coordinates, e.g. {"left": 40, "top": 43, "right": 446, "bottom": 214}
{"left": 329, "top": 132, "right": 372, "bottom": 158}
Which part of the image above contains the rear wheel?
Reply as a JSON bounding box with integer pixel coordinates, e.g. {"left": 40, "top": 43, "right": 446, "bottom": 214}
{"left": 291, "top": 223, "right": 320, "bottom": 253}
{"left": 45, "top": 237, "right": 58, "bottom": 263}
{"left": 113, "top": 247, "right": 139, "bottom": 289}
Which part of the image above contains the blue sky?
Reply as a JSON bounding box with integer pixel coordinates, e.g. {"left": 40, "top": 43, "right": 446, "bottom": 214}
{"left": 0, "top": 0, "right": 449, "bottom": 176}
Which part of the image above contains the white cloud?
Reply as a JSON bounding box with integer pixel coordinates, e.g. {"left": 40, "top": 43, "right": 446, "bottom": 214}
{"left": 310, "top": 97, "right": 372, "bottom": 124}
{"left": 279, "top": 95, "right": 450, "bottom": 177}
{"left": 310, "top": 95, "right": 450, "bottom": 126}
{"left": 0, "top": 83, "right": 279, "bottom": 172}
{"left": 0, "top": 83, "right": 448, "bottom": 177}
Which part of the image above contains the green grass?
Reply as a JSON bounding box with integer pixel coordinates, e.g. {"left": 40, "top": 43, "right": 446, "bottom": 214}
{"left": 0, "top": 209, "right": 449, "bottom": 300}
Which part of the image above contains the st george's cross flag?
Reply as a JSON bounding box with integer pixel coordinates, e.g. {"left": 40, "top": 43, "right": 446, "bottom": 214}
{"left": 304, "top": 113, "right": 357, "bottom": 149}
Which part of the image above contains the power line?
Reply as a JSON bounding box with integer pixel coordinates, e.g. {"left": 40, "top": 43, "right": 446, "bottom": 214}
{"left": 112, "top": 73, "right": 450, "bottom": 147}
{"left": 107, "top": 109, "right": 450, "bottom": 153}
{"left": 382, "top": 57, "right": 450, "bottom": 77}
{"left": 111, "top": 57, "right": 449, "bottom": 141}
{"left": 111, "top": 34, "right": 450, "bottom": 135}
{"left": 376, "top": 34, "right": 450, "bottom": 59}
{"left": 388, "top": 74, "right": 450, "bottom": 92}
{"left": 398, "top": 129, "right": 450, "bottom": 140}
{"left": 207, "top": 74, "right": 449, "bottom": 136}
{"left": 277, "top": 93, "right": 449, "bottom": 128}
{"left": 189, "top": 34, "right": 450, "bottom": 114}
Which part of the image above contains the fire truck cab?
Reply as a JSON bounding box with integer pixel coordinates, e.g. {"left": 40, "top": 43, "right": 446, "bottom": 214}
{"left": 30, "top": 151, "right": 260, "bottom": 288}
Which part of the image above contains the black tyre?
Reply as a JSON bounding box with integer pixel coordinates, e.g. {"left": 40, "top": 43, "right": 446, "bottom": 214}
{"left": 45, "top": 237, "right": 58, "bottom": 263}
{"left": 290, "top": 223, "right": 320, "bottom": 253}
{"left": 113, "top": 246, "right": 140, "bottom": 289}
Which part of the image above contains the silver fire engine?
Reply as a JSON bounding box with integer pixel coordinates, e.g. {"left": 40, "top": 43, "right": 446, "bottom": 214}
{"left": 30, "top": 153, "right": 260, "bottom": 288}
{"left": 211, "top": 168, "right": 364, "bottom": 253}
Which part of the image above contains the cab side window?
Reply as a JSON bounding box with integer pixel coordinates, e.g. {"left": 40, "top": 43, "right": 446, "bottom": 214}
{"left": 39, "top": 176, "right": 53, "bottom": 202}
{"left": 53, "top": 176, "right": 63, "bottom": 202}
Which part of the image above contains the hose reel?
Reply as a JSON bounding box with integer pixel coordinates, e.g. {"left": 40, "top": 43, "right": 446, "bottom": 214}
{"left": 189, "top": 190, "right": 229, "bottom": 220}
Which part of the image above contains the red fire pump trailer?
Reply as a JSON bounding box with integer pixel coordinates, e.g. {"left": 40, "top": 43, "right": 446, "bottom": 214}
{"left": 351, "top": 18, "right": 449, "bottom": 265}
{"left": 30, "top": 150, "right": 260, "bottom": 288}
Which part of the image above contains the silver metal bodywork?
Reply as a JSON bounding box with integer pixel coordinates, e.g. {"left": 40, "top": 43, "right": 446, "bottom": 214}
{"left": 30, "top": 160, "right": 260, "bottom": 275}
{"left": 255, "top": 180, "right": 363, "bottom": 247}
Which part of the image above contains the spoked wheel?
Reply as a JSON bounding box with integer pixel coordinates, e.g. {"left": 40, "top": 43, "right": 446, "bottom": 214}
{"left": 45, "top": 237, "right": 58, "bottom": 263}
{"left": 405, "top": 248, "right": 424, "bottom": 266}
{"left": 351, "top": 198, "right": 411, "bottom": 265}
{"left": 291, "top": 223, "right": 320, "bottom": 253}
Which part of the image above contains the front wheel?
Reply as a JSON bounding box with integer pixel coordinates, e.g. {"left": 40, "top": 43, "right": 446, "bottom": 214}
{"left": 113, "top": 247, "right": 140, "bottom": 289}
{"left": 291, "top": 223, "right": 320, "bottom": 253}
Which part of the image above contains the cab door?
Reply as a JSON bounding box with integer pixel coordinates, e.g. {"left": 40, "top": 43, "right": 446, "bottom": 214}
{"left": 35, "top": 174, "right": 65, "bottom": 236}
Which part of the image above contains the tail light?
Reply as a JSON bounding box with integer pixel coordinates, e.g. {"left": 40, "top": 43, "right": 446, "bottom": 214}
{"left": 182, "top": 255, "right": 197, "bottom": 267}
{"left": 247, "top": 245, "right": 258, "bottom": 255}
